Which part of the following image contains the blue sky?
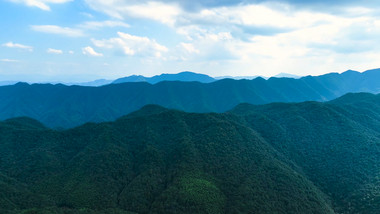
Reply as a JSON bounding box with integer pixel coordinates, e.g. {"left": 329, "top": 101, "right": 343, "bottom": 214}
{"left": 1, "top": 0, "right": 380, "bottom": 82}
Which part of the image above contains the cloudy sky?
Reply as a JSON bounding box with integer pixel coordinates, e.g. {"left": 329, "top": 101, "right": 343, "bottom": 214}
{"left": 1, "top": 0, "right": 380, "bottom": 82}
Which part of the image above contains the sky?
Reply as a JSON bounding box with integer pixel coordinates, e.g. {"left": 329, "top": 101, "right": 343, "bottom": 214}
{"left": 1, "top": 0, "right": 380, "bottom": 82}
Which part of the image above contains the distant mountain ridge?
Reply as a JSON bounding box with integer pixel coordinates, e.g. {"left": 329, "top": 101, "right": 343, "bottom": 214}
{"left": 75, "top": 79, "right": 113, "bottom": 87}
{"left": 0, "top": 68, "right": 379, "bottom": 128}
{"left": 0, "top": 81, "right": 18, "bottom": 86}
{"left": 112, "top": 71, "right": 216, "bottom": 84}
{"left": 214, "top": 75, "right": 262, "bottom": 80}
{"left": 87, "top": 71, "right": 300, "bottom": 85}
{"left": 0, "top": 70, "right": 346, "bottom": 87}
{"left": 273, "top": 72, "right": 301, "bottom": 78}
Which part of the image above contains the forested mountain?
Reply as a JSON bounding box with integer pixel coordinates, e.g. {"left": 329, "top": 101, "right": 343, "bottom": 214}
{"left": 0, "top": 106, "right": 333, "bottom": 214}
{"left": 0, "top": 92, "right": 379, "bottom": 213}
{"left": 230, "top": 92, "right": 380, "bottom": 214}
{"left": 112, "top": 71, "right": 216, "bottom": 84}
{"left": 0, "top": 69, "right": 379, "bottom": 128}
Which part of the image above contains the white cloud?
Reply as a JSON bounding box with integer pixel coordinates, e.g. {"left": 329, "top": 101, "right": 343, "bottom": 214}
{"left": 0, "top": 59, "right": 19, "bottom": 62}
{"left": 80, "top": 12, "right": 94, "bottom": 18}
{"left": 83, "top": 1, "right": 333, "bottom": 30}
{"left": 160, "top": 3, "right": 380, "bottom": 76}
{"left": 31, "top": 21, "right": 129, "bottom": 38}
{"left": 47, "top": 48, "right": 63, "bottom": 54}
{"left": 82, "top": 46, "right": 103, "bottom": 57}
{"left": 9, "top": 0, "right": 72, "bottom": 11}
{"left": 344, "top": 7, "right": 374, "bottom": 16}
{"left": 85, "top": 0, "right": 181, "bottom": 25}
{"left": 211, "top": 5, "right": 333, "bottom": 29}
{"left": 123, "top": 2, "right": 180, "bottom": 25}
{"left": 79, "top": 20, "right": 130, "bottom": 29}
{"left": 6, "top": 0, "right": 380, "bottom": 78}
{"left": 31, "top": 25, "right": 84, "bottom": 37}
{"left": 92, "top": 32, "right": 168, "bottom": 58}
{"left": 172, "top": 31, "right": 237, "bottom": 62}
{"left": 68, "top": 50, "right": 74, "bottom": 54}
{"left": 2, "top": 42, "right": 33, "bottom": 51}
{"left": 180, "top": 43, "right": 199, "bottom": 54}
{"left": 174, "top": 4, "right": 348, "bottom": 43}
{"left": 174, "top": 4, "right": 380, "bottom": 60}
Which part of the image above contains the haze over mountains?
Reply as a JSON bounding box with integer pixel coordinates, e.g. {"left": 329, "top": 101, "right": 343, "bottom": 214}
{"left": 69, "top": 72, "right": 215, "bottom": 87}
{"left": 80, "top": 72, "right": 300, "bottom": 86}
{"left": 0, "top": 92, "right": 379, "bottom": 213}
{"left": 0, "top": 71, "right": 301, "bottom": 87}
{"left": 0, "top": 69, "right": 379, "bottom": 128}
{"left": 72, "top": 71, "right": 302, "bottom": 86}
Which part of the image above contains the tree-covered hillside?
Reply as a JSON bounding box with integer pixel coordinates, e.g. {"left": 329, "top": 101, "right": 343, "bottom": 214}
{"left": 231, "top": 93, "right": 380, "bottom": 213}
{"left": 0, "top": 69, "right": 380, "bottom": 128}
{"left": 0, "top": 93, "right": 379, "bottom": 213}
{"left": 0, "top": 107, "right": 334, "bottom": 213}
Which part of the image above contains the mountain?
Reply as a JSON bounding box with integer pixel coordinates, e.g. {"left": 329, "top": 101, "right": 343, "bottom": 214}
{"left": 0, "top": 106, "right": 334, "bottom": 214}
{"left": 214, "top": 75, "right": 263, "bottom": 80}
{"left": 73, "top": 79, "right": 113, "bottom": 87}
{"left": 0, "top": 69, "right": 380, "bottom": 128}
{"left": 214, "top": 73, "right": 300, "bottom": 80}
{"left": 273, "top": 72, "right": 301, "bottom": 78}
{"left": 230, "top": 93, "right": 380, "bottom": 214}
{"left": 0, "top": 81, "right": 18, "bottom": 86}
{"left": 0, "top": 93, "right": 379, "bottom": 213}
{"left": 112, "top": 75, "right": 147, "bottom": 84}
{"left": 0, "top": 71, "right": 213, "bottom": 88}
{"left": 113, "top": 71, "right": 216, "bottom": 84}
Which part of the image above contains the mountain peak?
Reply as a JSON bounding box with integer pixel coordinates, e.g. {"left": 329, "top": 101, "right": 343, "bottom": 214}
{"left": 113, "top": 71, "right": 215, "bottom": 84}
{"left": 329, "top": 92, "right": 377, "bottom": 105}
{"left": 121, "top": 104, "right": 170, "bottom": 119}
{"left": 273, "top": 73, "right": 301, "bottom": 79}
{"left": 3, "top": 117, "right": 46, "bottom": 130}
{"left": 14, "top": 82, "right": 30, "bottom": 86}
{"left": 342, "top": 69, "right": 360, "bottom": 75}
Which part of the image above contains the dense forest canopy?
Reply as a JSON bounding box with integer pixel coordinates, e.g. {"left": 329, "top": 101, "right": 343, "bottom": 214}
{"left": 0, "top": 92, "right": 379, "bottom": 213}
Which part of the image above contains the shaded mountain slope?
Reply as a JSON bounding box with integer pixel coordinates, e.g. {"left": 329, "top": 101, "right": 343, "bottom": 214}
{"left": 1, "top": 93, "right": 379, "bottom": 213}
{"left": 230, "top": 93, "right": 380, "bottom": 213}
{"left": 0, "top": 108, "right": 334, "bottom": 214}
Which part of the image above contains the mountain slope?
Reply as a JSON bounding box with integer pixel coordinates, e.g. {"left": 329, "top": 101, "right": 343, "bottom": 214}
{"left": 230, "top": 93, "right": 380, "bottom": 214}
{"left": 0, "top": 108, "right": 334, "bottom": 214}
{"left": 0, "top": 93, "right": 379, "bottom": 213}
{"left": 0, "top": 69, "right": 380, "bottom": 128}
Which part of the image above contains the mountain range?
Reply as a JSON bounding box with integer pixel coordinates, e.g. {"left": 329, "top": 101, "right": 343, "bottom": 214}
{"left": 0, "top": 92, "right": 378, "bottom": 213}
{"left": 74, "top": 72, "right": 300, "bottom": 86}
{"left": 0, "top": 81, "right": 18, "bottom": 86}
{"left": 0, "top": 71, "right": 302, "bottom": 87}
{"left": 0, "top": 69, "right": 379, "bottom": 128}
{"left": 112, "top": 71, "right": 216, "bottom": 85}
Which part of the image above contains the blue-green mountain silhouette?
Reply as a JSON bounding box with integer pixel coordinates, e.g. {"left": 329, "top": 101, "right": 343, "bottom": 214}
{"left": 0, "top": 69, "right": 379, "bottom": 128}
